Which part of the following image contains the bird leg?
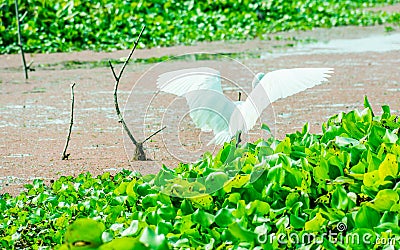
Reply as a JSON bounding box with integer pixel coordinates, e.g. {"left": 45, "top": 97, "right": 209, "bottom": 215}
{"left": 235, "top": 131, "right": 242, "bottom": 147}
{"left": 238, "top": 92, "right": 242, "bottom": 101}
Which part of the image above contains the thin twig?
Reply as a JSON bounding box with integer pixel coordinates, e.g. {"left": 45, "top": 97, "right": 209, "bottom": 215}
{"left": 109, "top": 61, "right": 118, "bottom": 81}
{"left": 62, "top": 83, "right": 76, "bottom": 160}
{"left": 114, "top": 26, "right": 146, "bottom": 81}
{"left": 143, "top": 126, "right": 167, "bottom": 144}
{"left": 27, "top": 60, "right": 35, "bottom": 71}
{"left": 14, "top": 0, "right": 28, "bottom": 79}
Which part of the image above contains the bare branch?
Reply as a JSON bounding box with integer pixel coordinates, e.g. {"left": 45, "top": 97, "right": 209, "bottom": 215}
{"left": 143, "top": 126, "right": 167, "bottom": 144}
{"left": 115, "top": 25, "right": 146, "bottom": 80}
{"left": 62, "top": 83, "right": 76, "bottom": 160}
{"left": 27, "top": 60, "right": 35, "bottom": 71}
{"left": 110, "top": 25, "right": 148, "bottom": 160}
{"left": 14, "top": 0, "right": 28, "bottom": 79}
{"left": 108, "top": 61, "right": 119, "bottom": 81}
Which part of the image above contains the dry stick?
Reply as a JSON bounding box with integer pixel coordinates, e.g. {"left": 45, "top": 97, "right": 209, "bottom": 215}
{"left": 14, "top": 0, "right": 28, "bottom": 79}
{"left": 143, "top": 126, "right": 167, "bottom": 144}
{"left": 62, "top": 83, "right": 76, "bottom": 160}
{"left": 109, "top": 25, "right": 163, "bottom": 161}
{"left": 109, "top": 26, "right": 145, "bottom": 159}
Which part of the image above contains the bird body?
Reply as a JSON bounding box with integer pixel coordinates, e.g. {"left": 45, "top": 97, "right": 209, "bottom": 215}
{"left": 157, "top": 67, "right": 333, "bottom": 145}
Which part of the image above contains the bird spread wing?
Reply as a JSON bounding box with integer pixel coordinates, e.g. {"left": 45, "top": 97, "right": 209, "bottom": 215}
{"left": 259, "top": 68, "right": 333, "bottom": 103}
{"left": 157, "top": 67, "right": 222, "bottom": 96}
{"left": 242, "top": 68, "right": 334, "bottom": 131}
{"left": 157, "top": 67, "right": 333, "bottom": 145}
{"left": 183, "top": 89, "right": 236, "bottom": 144}
{"left": 157, "top": 68, "right": 237, "bottom": 144}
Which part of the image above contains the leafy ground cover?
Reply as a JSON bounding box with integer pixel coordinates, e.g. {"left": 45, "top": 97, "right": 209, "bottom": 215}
{"left": 1, "top": 0, "right": 400, "bottom": 54}
{"left": 0, "top": 97, "right": 399, "bottom": 249}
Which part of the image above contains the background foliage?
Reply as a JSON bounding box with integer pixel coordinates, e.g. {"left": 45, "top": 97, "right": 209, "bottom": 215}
{"left": 1, "top": 0, "right": 400, "bottom": 54}
{"left": 1, "top": 99, "right": 399, "bottom": 249}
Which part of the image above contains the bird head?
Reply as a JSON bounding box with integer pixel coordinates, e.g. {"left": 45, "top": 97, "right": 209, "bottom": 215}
{"left": 251, "top": 73, "right": 265, "bottom": 89}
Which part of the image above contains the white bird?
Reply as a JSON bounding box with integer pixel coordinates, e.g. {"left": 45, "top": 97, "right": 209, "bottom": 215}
{"left": 157, "top": 67, "right": 333, "bottom": 145}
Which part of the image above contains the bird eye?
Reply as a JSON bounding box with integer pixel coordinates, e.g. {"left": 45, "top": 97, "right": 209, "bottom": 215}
{"left": 73, "top": 241, "right": 91, "bottom": 247}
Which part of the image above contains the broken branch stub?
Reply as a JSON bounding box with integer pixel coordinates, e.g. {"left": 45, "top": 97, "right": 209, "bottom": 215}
{"left": 61, "top": 83, "right": 76, "bottom": 160}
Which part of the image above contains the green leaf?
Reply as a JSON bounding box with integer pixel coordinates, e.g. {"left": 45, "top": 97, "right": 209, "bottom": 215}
{"left": 205, "top": 172, "right": 229, "bottom": 192}
{"left": 314, "top": 157, "right": 330, "bottom": 184}
{"left": 304, "top": 212, "right": 326, "bottom": 231}
{"left": 246, "top": 200, "right": 270, "bottom": 215}
{"left": 275, "top": 137, "right": 291, "bottom": 154}
{"left": 156, "top": 221, "right": 173, "bottom": 236}
{"left": 228, "top": 222, "right": 257, "bottom": 242}
{"left": 290, "top": 214, "right": 306, "bottom": 229}
{"left": 371, "top": 189, "right": 399, "bottom": 212}
{"left": 121, "top": 220, "right": 140, "bottom": 237}
{"left": 192, "top": 209, "right": 215, "bottom": 228}
{"left": 355, "top": 205, "right": 380, "bottom": 229}
{"left": 136, "top": 183, "right": 152, "bottom": 196}
{"left": 382, "top": 129, "right": 398, "bottom": 144}
{"left": 363, "top": 95, "right": 374, "bottom": 116}
{"left": 142, "top": 194, "right": 159, "bottom": 208}
{"left": 331, "top": 185, "right": 349, "bottom": 211}
{"left": 64, "top": 218, "right": 105, "bottom": 248}
{"left": 126, "top": 179, "right": 138, "bottom": 199}
{"left": 139, "top": 227, "right": 168, "bottom": 249}
{"left": 227, "top": 193, "right": 241, "bottom": 204}
{"left": 180, "top": 199, "right": 194, "bottom": 215}
{"left": 215, "top": 208, "right": 235, "bottom": 227}
{"left": 342, "top": 109, "right": 372, "bottom": 139}
{"left": 266, "top": 164, "right": 285, "bottom": 189}
{"left": 157, "top": 204, "right": 176, "bottom": 221}
{"left": 99, "top": 237, "right": 148, "bottom": 250}
{"left": 223, "top": 174, "right": 250, "bottom": 193}
{"left": 381, "top": 105, "right": 391, "bottom": 119}
{"left": 363, "top": 170, "right": 380, "bottom": 187}
{"left": 368, "top": 125, "right": 387, "bottom": 150}
{"left": 189, "top": 194, "right": 213, "bottom": 210}
{"left": 261, "top": 123, "right": 271, "bottom": 134}
{"left": 216, "top": 144, "right": 236, "bottom": 163}
{"left": 380, "top": 211, "right": 399, "bottom": 225}
{"left": 378, "top": 153, "right": 399, "bottom": 180}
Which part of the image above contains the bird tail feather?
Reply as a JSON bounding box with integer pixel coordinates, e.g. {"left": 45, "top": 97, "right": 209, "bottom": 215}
{"left": 208, "top": 131, "right": 232, "bottom": 145}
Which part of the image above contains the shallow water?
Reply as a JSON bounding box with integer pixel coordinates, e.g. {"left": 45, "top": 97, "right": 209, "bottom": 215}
{"left": 263, "top": 33, "right": 400, "bottom": 58}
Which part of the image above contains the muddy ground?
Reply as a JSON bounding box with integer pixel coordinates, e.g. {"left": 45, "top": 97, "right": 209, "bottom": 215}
{"left": 1, "top": 22, "right": 400, "bottom": 195}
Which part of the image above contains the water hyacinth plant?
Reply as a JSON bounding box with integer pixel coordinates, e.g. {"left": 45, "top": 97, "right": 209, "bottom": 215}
{"left": 0, "top": 97, "right": 399, "bottom": 249}
{"left": 1, "top": 0, "right": 400, "bottom": 53}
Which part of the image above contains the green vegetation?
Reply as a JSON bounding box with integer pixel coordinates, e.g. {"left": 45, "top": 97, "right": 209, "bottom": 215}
{"left": 1, "top": 0, "right": 400, "bottom": 54}
{"left": 0, "top": 97, "right": 399, "bottom": 249}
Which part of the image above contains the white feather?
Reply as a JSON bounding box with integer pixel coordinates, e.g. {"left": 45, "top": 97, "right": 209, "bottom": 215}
{"left": 156, "top": 67, "right": 333, "bottom": 145}
{"left": 157, "top": 67, "right": 222, "bottom": 96}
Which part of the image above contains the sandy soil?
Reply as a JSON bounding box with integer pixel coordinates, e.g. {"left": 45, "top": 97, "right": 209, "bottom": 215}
{"left": 1, "top": 23, "right": 400, "bottom": 196}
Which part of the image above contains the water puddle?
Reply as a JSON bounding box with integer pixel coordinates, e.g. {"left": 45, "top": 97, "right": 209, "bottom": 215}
{"left": 3, "top": 32, "right": 399, "bottom": 72}
{"left": 5, "top": 153, "right": 33, "bottom": 158}
{"left": 83, "top": 144, "right": 119, "bottom": 149}
{"left": 263, "top": 33, "right": 400, "bottom": 58}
